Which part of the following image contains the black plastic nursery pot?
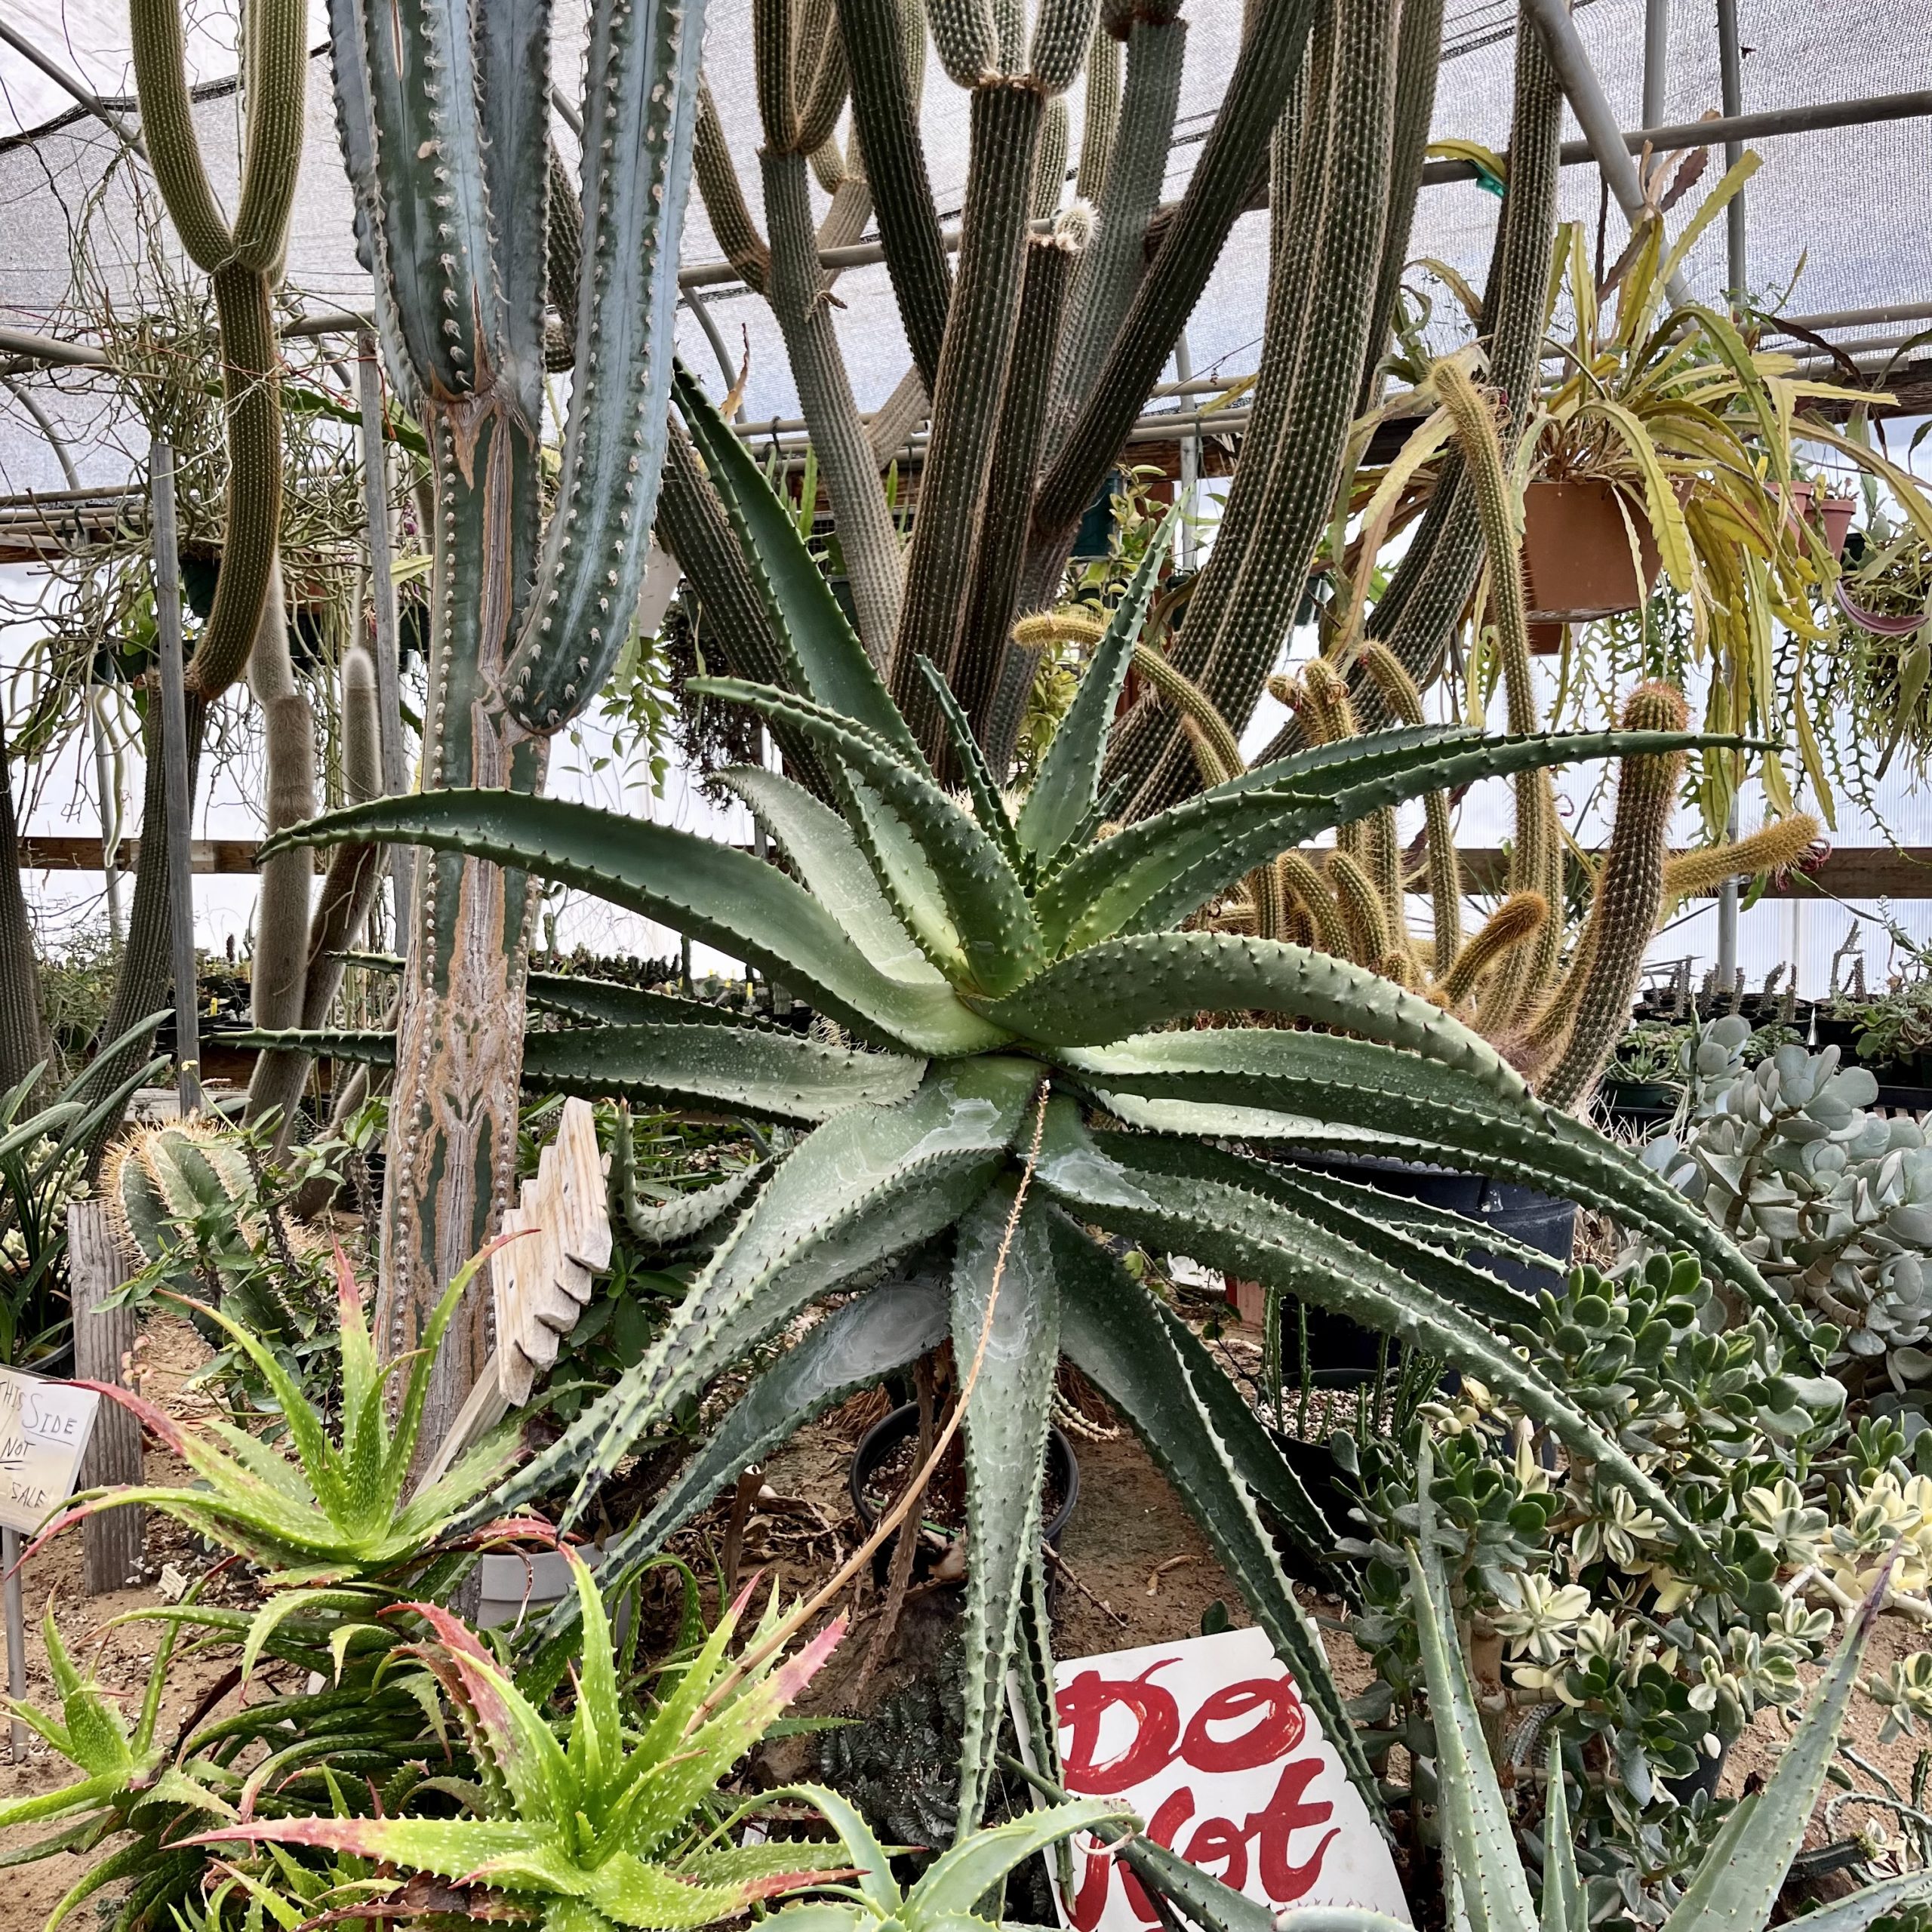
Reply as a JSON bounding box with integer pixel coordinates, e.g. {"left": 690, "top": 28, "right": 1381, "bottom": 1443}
{"left": 1279, "top": 1155, "right": 1578, "bottom": 1372}
{"left": 850, "top": 1401, "right": 1078, "bottom": 1586}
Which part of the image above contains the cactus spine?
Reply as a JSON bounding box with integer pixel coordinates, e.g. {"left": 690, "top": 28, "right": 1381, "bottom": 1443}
{"left": 327, "top": 0, "right": 706, "bottom": 1434}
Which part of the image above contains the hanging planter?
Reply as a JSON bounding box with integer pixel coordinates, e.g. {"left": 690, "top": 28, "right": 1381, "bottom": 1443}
{"left": 1782, "top": 480, "right": 1858, "bottom": 558}
{"left": 1521, "top": 478, "right": 1662, "bottom": 654}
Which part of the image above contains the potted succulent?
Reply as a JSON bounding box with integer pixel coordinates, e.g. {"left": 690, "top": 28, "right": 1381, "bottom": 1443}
{"left": 1597, "top": 1019, "right": 1689, "bottom": 1122}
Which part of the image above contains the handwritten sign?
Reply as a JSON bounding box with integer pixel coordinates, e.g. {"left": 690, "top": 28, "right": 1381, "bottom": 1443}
{"left": 0, "top": 1369, "right": 101, "bottom": 1536}
{"left": 1034, "top": 1627, "right": 1409, "bottom": 1932}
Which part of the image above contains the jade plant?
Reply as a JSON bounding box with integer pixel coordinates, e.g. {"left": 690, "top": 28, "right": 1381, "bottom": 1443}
{"left": 248, "top": 358, "right": 1789, "bottom": 1838}
{"left": 1386, "top": 1439, "right": 1932, "bottom": 1932}
{"left": 1345, "top": 1252, "right": 1850, "bottom": 1917}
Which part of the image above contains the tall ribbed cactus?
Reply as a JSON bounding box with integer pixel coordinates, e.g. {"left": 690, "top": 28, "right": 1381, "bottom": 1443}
{"left": 85, "top": 0, "right": 308, "bottom": 1134}
{"left": 1100, "top": 0, "right": 1402, "bottom": 816}
{"left": 688, "top": 0, "right": 909, "bottom": 667}
{"left": 325, "top": 0, "right": 707, "bottom": 1438}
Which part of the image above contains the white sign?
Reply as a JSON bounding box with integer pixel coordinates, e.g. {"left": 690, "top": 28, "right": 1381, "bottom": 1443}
{"left": 0, "top": 1369, "right": 101, "bottom": 1535}
{"left": 1036, "top": 1627, "right": 1410, "bottom": 1932}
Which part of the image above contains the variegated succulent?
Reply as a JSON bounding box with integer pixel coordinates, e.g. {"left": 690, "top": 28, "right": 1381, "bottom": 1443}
{"left": 254, "top": 363, "right": 1784, "bottom": 1835}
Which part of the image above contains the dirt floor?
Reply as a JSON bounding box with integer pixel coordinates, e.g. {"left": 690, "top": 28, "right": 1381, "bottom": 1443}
{"left": 5, "top": 1308, "right": 1932, "bottom": 1929}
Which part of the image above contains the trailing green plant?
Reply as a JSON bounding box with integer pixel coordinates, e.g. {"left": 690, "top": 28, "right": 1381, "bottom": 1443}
{"left": 254, "top": 380, "right": 1778, "bottom": 1842}
{"left": 1644, "top": 1017, "right": 1932, "bottom": 1395}
{"left": 197, "top": 1551, "right": 856, "bottom": 1932}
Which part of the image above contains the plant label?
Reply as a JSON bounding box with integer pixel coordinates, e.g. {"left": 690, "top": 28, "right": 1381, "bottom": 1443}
{"left": 0, "top": 1369, "right": 101, "bottom": 1536}
{"left": 1021, "top": 1626, "right": 1410, "bottom": 1932}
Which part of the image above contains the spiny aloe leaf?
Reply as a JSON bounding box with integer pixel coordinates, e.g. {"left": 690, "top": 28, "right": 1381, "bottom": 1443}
{"left": 258, "top": 790, "right": 1010, "bottom": 1057}
{"left": 487, "top": 1058, "right": 1041, "bottom": 1526}
{"left": 1118, "top": 1135, "right": 1541, "bottom": 1333}
{"left": 773, "top": 1783, "right": 901, "bottom": 1918}
{"left": 907, "top": 1795, "right": 1135, "bottom": 1918}
{"left": 950, "top": 1182, "right": 1062, "bottom": 1834}
{"left": 716, "top": 764, "right": 946, "bottom": 986}
{"left": 1016, "top": 503, "right": 1181, "bottom": 864}
{"left": 1541, "top": 1740, "right": 1583, "bottom": 1932}
{"left": 560, "top": 1269, "right": 949, "bottom": 1614}
{"left": 918, "top": 657, "right": 1025, "bottom": 873}
{"left": 1047, "top": 1204, "right": 1383, "bottom": 1815}
{"left": 983, "top": 934, "right": 1529, "bottom": 1102}
{"left": 691, "top": 676, "right": 1044, "bottom": 997}
{"left": 528, "top": 972, "right": 772, "bottom": 1029}
{"left": 1409, "top": 1438, "right": 1538, "bottom": 1932}
{"left": 525, "top": 1023, "right": 924, "bottom": 1124}
{"left": 673, "top": 362, "right": 920, "bottom": 766}
{"left": 1658, "top": 1574, "right": 1887, "bottom": 1932}
{"left": 1051, "top": 1027, "right": 1802, "bottom": 1355}
{"left": 1149, "top": 1298, "right": 1335, "bottom": 1558}
{"left": 1037, "top": 728, "right": 1723, "bottom": 953}
{"left": 1035, "top": 1106, "right": 1706, "bottom": 1555}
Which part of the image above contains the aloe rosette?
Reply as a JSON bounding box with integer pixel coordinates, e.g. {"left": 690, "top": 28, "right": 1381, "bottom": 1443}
{"left": 197, "top": 1552, "right": 852, "bottom": 1932}
{"left": 255, "top": 365, "right": 1786, "bottom": 1831}
{"left": 35, "top": 1242, "right": 521, "bottom": 1589}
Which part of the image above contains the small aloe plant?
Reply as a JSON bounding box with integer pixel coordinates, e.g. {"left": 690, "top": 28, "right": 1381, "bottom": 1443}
{"left": 198, "top": 1552, "right": 852, "bottom": 1932}
{"left": 37, "top": 1241, "right": 518, "bottom": 1588}
{"left": 769, "top": 1782, "right": 1130, "bottom": 1932}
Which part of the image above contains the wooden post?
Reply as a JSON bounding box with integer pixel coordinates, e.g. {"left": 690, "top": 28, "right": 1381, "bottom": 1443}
{"left": 69, "top": 1200, "right": 142, "bottom": 1595}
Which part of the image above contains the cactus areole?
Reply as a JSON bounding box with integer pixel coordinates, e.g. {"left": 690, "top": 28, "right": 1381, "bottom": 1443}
{"left": 322, "top": 0, "right": 707, "bottom": 1443}
{"left": 267, "top": 349, "right": 1780, "bottom": 1831}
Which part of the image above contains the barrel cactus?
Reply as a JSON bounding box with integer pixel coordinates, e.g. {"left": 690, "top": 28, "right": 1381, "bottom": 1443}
{"left": 1644, "top": 1017, "right": 1932, "bottom": 1388}
{"left": 261, "top": 380, "right": 1779, "bottom": 1834}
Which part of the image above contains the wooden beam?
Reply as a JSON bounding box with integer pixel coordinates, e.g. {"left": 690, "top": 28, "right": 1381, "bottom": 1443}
{"left": 1454, "top": 848, "right": 1932, "bottom": 897}
{"left": 20, "top": 835, "right": 263, "bottom": 875}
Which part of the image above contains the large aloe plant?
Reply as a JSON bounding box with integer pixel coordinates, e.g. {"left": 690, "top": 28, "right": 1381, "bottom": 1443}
{"left": 257, "top": 370, "right": 1780, "bottom": 1834}
{"left": 322, "top": 0, "right": 707, "bottom": 1442}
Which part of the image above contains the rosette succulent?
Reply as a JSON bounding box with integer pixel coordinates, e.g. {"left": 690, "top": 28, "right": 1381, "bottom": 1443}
{"left": 257, "top": 366, "right": 1777, "bottom": 1831}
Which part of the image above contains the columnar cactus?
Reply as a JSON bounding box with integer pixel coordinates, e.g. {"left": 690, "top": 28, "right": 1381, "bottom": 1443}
{"left": 325, "top": 0, "right": 707, "bottom": 1435}
{"left": 87, "top": 0, "right": 309, "bottom": 1128}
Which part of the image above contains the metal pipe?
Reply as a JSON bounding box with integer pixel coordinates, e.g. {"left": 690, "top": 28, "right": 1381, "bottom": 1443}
{"left": 4, "top": 1527, "right": 23, "bottom": 1762}
{"left": 0, "top": 20, "right": 146, "bottom": 159}
{"left": 1642, "top": 0, "right": 1671, "bottom": 126}
{"left": 355, "top": 336, "right": 414, "bottom": 931}
{"left": 1768, "top": 300, "right": 1932, "bottom": 336}
{"left": 1417, "top": 88, "right": 1932, "bottom": 184}
{"left": 148, "top": 438, "right": 201, "bottom": 1117}
{"left": 1173, "top": 334, "right": 1198, "bottom": 571}
{"left": 1522, "top": 0, "right": 1694, "bottom": 309}
{"left": 89, "top": 686, "right": 125, "bottom": 947}
{"left": 1717, "top": 0, "right": 1747, "bottom": 302}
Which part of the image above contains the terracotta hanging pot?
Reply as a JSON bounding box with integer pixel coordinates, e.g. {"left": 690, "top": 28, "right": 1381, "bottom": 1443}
{"left": 1521, "top": 478, "right": 1663, "bottom": 654}
{"left": 1783, "top": 480, "right": 1857, "bottom": 558}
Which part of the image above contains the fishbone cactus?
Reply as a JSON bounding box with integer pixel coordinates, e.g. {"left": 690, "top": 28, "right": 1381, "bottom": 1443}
{"left": 263, "top": 371, "right": 1780, "bottom": 1835}
{"left": 323, "top": 0, "right": 707, "bottom": 1440}
{"left": 1644, "top": 1017, "right": 1932, "bottom": 1386}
